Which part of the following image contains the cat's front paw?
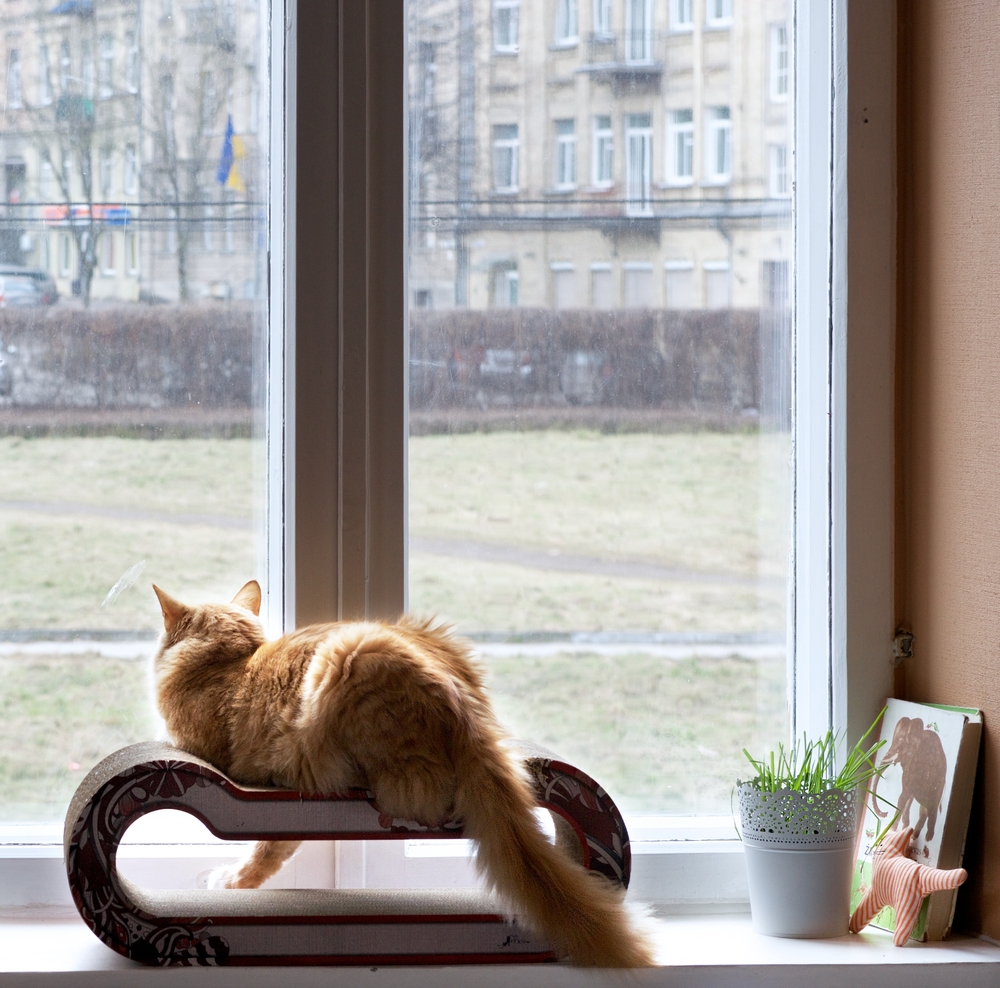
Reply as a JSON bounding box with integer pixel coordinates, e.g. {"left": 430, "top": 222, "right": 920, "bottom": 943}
{"left": 206, "top": 862, "right": 258, "bottom": 890}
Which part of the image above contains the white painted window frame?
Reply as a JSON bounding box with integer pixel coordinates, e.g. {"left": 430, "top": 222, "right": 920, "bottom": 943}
{"left": 592, "top": 114, "right": 613, "bottom": 187}
{"left": 666, "top": 107, "right": 694, "bottom": 185}
{"left": 770, "top": 142, "right": 791, "bottom": 198}
{"left": 669, "top": 0, "right": 693, "bottom": 33}
{"left": 705, "top": 0, "right": 733, "bottom": 30}
{"left": 553, "top": 0, "right": 579, "bottom": 46}
{"left": 704, "top": 105, "right": 732, "bottom": 184}
{"left": 624, "top": 112, "right": 653, "bottom": 216}
{"left": 492, "top": 123, "right": 520, "bottom": 193}
{"left": 0, "top": 0, "right": 900, "bottom": 926}
{"left": 624, "top": 0, "right": 653, "bottom": 64}
{"left": 593, "top": 0, "right": 612, "bottom": 39}
{"left": 554, "top": 118, "right": 577, "bottom": 190}
{"left": 492, "top": 0, "right": 519, "bottom": 54}
{"left": 771, "top": 22, "right": 790, "bottom": 103}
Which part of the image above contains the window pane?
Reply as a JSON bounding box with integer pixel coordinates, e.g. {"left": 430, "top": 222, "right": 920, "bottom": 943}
{"left": 0, "top": 0, "right": 268, "bottom": 822}
{"left": 408, "top": 0, "right": 793, "bottom": 817}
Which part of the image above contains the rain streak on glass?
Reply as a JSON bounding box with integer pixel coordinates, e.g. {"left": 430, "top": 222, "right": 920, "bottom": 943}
{"left": 0, "top": 0, "right": 267, "bottom": 821}
{"left": 407, "top": 0, "right": 794, "bottom": 816}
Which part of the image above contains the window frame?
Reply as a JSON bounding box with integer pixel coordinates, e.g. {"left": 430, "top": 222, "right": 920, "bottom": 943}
{"left": 492, "top": 0, "right": 519, "bottom": 54}
{"left": 0, "top": 0, "right": 900, "bottom": 923}
{"left": 553, "top": 0, "right": 579, "bottom": 47}
{"left": 665, "top": 107, "right": 694, "bottom": 185}
{"left": 624, "top": 111, "right": 653, "bottom": 216}
{"left": 492, "top": 122, "right": 520, "bottom": 193}
{"left": 703, "top": 105, "right": 731, "bottom": 184}
{"left": 669, "top": 0, "right": 693, "bottom": 33}
{"left": 770, "top": 22, "right": 790, "bottom": 103}
{"left": 553, "top": 117, "right": 577, "bottom": 190}
{"left": 591, "top": 113, "right": 613, "bottom": 187}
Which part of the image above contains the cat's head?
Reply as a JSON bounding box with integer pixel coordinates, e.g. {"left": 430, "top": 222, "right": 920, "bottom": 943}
{"left": 152, "top": 580, "right": 266, "bottom": 660}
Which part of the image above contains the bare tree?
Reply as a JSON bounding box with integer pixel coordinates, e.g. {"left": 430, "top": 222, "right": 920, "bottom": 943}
{"left": 142, "top": 6, "right": 243, "bottom": 301}
{"left": 6, "top": 0, "right": 140, "bottom": 306}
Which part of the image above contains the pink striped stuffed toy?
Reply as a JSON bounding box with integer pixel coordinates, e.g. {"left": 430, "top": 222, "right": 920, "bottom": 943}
{"left": 849, "top": 826, "right": 967, "bottom": 945}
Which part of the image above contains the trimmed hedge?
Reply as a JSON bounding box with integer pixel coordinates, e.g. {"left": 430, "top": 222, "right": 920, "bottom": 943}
{"left": 0, "top": 306, "right": 789, "bottom": 423}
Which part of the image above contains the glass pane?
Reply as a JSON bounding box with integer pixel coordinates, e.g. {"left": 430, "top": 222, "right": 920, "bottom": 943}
{"left": 407, "top": 0, "right": 794, "bottom": 820}
{"left": 0, "top": 0, "right": 268, "bottom": 822}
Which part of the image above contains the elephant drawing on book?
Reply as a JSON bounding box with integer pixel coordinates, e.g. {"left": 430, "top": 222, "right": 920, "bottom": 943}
{"left": 871, "top": 717, "right": 948, "bottom": 841}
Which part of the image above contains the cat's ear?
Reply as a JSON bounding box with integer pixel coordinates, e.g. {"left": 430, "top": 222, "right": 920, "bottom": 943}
{"left": 152, "top": 585, "right": 187, "bottom": 633}
{"left": 232, "top": 580, "right": 261, "bottom": 616}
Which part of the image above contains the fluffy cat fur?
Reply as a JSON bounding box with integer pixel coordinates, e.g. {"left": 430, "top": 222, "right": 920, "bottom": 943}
{"left": 151, "top": 580, "right": 656, "bottom": 968}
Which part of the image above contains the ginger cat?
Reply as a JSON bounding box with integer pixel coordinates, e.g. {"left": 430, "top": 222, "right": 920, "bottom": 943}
{"left": 151, "top": 581, "right": 655, "bottom": 967}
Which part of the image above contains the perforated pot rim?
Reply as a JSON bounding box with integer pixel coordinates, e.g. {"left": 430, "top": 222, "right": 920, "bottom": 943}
{"left": 737, "top": 782, "right": 860, "bottom": 848}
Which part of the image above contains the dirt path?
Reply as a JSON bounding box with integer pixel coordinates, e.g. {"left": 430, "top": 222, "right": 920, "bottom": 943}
{"left": 0, "top": 499, "right": 779, "bottom": 588}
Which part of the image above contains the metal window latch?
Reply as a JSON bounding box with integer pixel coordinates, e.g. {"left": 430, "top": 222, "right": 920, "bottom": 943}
{"left": 893, "top": 630, "right": 914, "bottom": 665}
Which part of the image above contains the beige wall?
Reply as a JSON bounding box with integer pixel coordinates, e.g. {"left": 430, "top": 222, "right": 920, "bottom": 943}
{"left": 898, "top": 0, "right": 1000, "bottom": 938}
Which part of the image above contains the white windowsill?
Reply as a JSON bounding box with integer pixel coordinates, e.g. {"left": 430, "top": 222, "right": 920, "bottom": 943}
{"left": 2, "top": 913, "right": 999, "bottom": 986}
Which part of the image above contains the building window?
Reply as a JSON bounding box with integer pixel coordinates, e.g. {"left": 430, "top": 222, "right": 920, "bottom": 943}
{"left": 703, "top": 260, "right": 730, "bottom": 308}
{"left": 551, "top": 262, "right": 576, "bottom": 309}
{"left": 664, "top": 259, "right": 695, "bottom": 309}
{"left": 60, "top": 232, "right": 71, "bottom": 276}
{"left": 554, "top": 119, "right": 576, "bottom": 190}
{"left": 59, "top": 41, "right": 70, "bottom": 95}
{"left": 624, "top": 112, "right": 652, "bottom": 216}
{"left": 670, "top": 0, "right": 693, "bottom": 31}
{"left": 770, "top": 24, "right": 789, "bottom": 102}
{"left": 493, "top": 0, "right": 519, "bottom": 53}
{"left": 770, "top": 144, "right": 790, "bottom": 198}
{"left": 625, "top": 0, "right": 653, "bottom": 64}
{"left": 38, "top": 44, "right": 52, "bottom": 105}
{"left": 666, "top": 108, "right": 693, "bottom": 185}
{"left": 592, "top": 115, "right": 613, "bottom": 187}
{"left": 101, "top": 231, "right": 115, "bottom": 276}
{"left": 593, "top": 0, "right": 612, "bottom": 38}
{"left": 706, "top": 0, "right": 733, "bottom": 28}
{"left": 623, "top": 262, "right": 653, "bottom": 308}
{"left": 127, "top": 232, "right": 138, "bottom": 276}
{"left": 590, "top": 262, "right": 613, "bottom": 308}
{"left": 99, "top": 34, "right": 113, "bottom": 99}
{"left": 554, "top": 0, "right": 578, "bottom": 45}
{"left": 491, "top": 262, "right": 518, "bottom": 307}
{"left": 492, "top": 123, "right": 519, "bottom": 193}
{"left": 413, "top": 288, "right": 432, "bottom": 309}
{"left": 124, "top": 144, "right": 137, "bottom": 195}
{"left": 705, "top": 106, "right": 731, "bottom": 183}
{"left": 7, "top": 50, "right": 21, "bottom": 110}
{"left": 100, "top": 147, "right": 113, "bottom": 197}
{"left": 763, "top": 260, "right": 789, "bottom": 309}
{"left": 125, "top": 32, "right": 139, "bottom": 94}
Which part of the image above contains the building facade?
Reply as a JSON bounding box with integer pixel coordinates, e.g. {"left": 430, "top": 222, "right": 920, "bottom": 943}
{"left": 409, "top": 0, "right": 792, "bottom": 312}
{"left": 0, "top": 0, "right": 262, "bottom": 305}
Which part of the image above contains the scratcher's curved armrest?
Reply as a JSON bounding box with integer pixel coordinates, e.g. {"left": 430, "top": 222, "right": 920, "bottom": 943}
{"left": 64, "top": 741, "right": 631, "bottom": 966}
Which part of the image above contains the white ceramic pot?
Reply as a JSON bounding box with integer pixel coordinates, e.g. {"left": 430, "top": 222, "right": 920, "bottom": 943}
{"left": 738, "top": 784, "right": 859, "bottom": 938}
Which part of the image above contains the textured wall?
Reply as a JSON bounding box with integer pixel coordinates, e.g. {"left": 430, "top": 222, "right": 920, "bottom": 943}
{"left": 898, "top": 0, "right": 1000, "bottom": 936}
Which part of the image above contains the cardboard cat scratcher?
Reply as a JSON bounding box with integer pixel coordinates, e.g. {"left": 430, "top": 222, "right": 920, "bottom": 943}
{"left": 65, "top": 740, "right": 632, "bottom": 966}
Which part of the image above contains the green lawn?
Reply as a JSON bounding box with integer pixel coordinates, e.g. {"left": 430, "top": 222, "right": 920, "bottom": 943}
{"left": 0, "top": 430, "right": 790, "bottom": 632}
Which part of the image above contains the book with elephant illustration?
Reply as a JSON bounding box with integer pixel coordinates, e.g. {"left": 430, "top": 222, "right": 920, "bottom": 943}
{"left": 851, "top": 699, "right": 982, "bottom": 941}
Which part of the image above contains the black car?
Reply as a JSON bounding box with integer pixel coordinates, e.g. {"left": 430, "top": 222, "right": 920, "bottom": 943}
{"left": 0, "top": 265, "right": 58, "bottom": 304}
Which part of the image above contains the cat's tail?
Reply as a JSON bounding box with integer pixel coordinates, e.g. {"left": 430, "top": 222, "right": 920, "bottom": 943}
{"left": 452, "top": 729, "right": 657, "bottom": 967}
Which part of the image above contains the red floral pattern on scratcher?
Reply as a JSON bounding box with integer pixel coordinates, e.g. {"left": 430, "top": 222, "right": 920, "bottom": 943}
{"left": 849, "top": 826, "right": 967, "bottom": 946}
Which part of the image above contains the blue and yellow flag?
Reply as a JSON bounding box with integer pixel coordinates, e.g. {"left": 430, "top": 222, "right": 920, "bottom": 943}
{"left": 217, "top": 115, "right": 246, "bottom": 193}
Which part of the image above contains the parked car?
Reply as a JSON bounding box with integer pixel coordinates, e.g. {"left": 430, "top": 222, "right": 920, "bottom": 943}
{"left": 0, "top": 275, "right": 44, "bottom": 307}
{"left": 0, "top": 265, "right": 58, "bottom": 304}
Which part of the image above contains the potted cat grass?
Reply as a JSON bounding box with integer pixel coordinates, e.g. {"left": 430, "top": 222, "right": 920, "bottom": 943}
{"left": 737, "top": 713, "right": 886, "bottom": 938}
